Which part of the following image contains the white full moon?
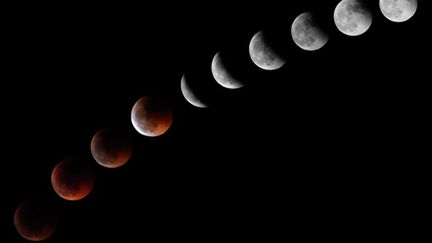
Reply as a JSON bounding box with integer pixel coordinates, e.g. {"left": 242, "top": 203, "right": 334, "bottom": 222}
{"left": 291, "top": 12, "right": 329, "bottom": 51}
{"left": 334, "top": 0, "right": 373, "bottom": 36}
{"left": 379, "top": 0, "right": 417, "bottom": 22}
{"left": 180, "top": 74, "right": 207, "bottom": 108}
{"left": 211, "top": 52, "right": 244, "bottom": 89}
{"left": 249, "top": 31, "right": 285, "bottom": 70}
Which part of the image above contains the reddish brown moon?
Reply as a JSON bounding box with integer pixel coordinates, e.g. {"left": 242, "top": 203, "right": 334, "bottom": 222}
{"left": 91, "top": 128, "right": 132, "bottom": 168}
{"left": 14, "top": 200, "right": 57, "bottom": 241}
{"left": 131, "top": 96, "right": 173, "bottom": 137}
{"left": 51, "top": 159, "right": 94, "bottom": 201}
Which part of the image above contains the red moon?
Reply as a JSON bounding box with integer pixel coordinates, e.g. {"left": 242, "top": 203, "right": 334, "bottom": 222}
{"left": 131, "top": 96, "right": 173, "bottom": 137}
{"left": 91, "top": 128, "right": 132, "bottom": 168}
{"left": 14, "top": 200, "right": 57, "bottom": 241}
{"left": 51, "top": 159, "right": 94, "bottom": 201}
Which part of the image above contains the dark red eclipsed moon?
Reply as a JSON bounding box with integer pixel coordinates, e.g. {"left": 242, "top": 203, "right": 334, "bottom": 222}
{"left": 131, "top": 96, "right": 173, "bottom": 137}
{"left": 51, "top": 159, "right": 94, "bottom": 201}
{"left": 91, "top": 128, "right": 132, "bottom": 168}
{"left": 14, "top": 200, "right": 57, "bottom": 241}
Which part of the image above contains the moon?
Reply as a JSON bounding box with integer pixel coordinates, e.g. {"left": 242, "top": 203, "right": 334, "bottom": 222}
{"left": 249, "top": 31, "right": 285, "bottom": 70}
{"left": 379, "top": 0, "right": 417, "bottom": 22}
{"left": 181, "top": 74, "right": 208, "bottom": 108}
{"left": 334, "top": 0, "right": 373, "bottom": 36}
{"left": 211, "top": 52, "right": 244, "bottom": 89}
{"left": 91, "top": 128, "right": 132, "bottom": 168}
{"left": 291, "top": 12, "right": 329, "bottom": 51}
{"left": 51, "top": 159, "right": 94, "bottom": 201}
{"left": 14, "top": 200, "right": 57, "bottom": 241}
{"left": 131, "top": 96, "right": 173, "bottom": 137}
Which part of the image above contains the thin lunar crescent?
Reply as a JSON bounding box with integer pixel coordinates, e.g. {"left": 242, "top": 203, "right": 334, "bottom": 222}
{"left": 249, "top": 31, "right": 285, "bottom": 70}
{"left": 211, "top": 52, "right": 244, "bottom": 89}
{"left": 379, "top": 0, "right": 417, "bottom": 22}
{"left": 180, "top": 74, "right": 208, "bottom": 108}
{"left": 334, "top": 0, "right": 373, "bottom": 36}
{"left": 291, "top": 12, "right": 329, "bottom": 51}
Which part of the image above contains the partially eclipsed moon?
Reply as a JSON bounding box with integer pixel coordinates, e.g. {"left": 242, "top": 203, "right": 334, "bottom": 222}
{"left": 334, "top": 0, "right": 373, "bottom": 36}
{"left": 181, "top": 74, "right": 208, "bottom": 108}
{"left": 249, "top": 31, "right": 285, "bottom": 70}
{"left": 14, "top": 201, "right": 57, "bottom": 241}
{"left": 131, "top": 96, "right": 173, "bottom": 137}
{"left": 379, "top": 0, "right": 417, "bottom": 22}
{"left": 291, "top": 12, "right": 329, "bottom": 51}
{"left": 91, "top": 128, "right": 132, "bottom": 168}
{"left": 51, "top": 159, "right": 94, "bottom": 201}
{"left": 211, "top": 52, "right": 244, "bottom": 89}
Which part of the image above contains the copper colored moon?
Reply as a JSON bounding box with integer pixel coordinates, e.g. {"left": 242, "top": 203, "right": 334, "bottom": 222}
{"left": 131, "top": 96, "right": 173, "bottom": 137}
{"left": 14, "top": 201, "right": 57, "bottom": 241}
{"left": 91, "top": 128, "right": 132, "bottom": 168}
{"left": 51, "top": 159, "right": 94, "bottom": 201}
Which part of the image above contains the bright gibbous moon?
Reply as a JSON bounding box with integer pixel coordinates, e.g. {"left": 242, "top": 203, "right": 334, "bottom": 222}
{"left": 334, "top": 0, "right": 373, "bottom": 36}
{"left": 379, "top": 0, "right": 417, "bottom": 22}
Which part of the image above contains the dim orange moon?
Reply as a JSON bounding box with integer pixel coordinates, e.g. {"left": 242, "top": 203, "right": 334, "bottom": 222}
{"left": 51, "top": 159, "right": 94, "bottom": 201}
{"left": 91, "top": 128, "right": 133, "bottom": 168}
{"left": 131, "top": 96, "right": 173, "bottom": 137}
{"left": 14, "top": 200, "right": 57, "bottom": 241}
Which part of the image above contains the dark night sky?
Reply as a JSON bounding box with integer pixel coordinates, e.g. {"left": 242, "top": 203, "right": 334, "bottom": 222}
{"left": 2, "top": 0, "right": 429, "bottom": 241}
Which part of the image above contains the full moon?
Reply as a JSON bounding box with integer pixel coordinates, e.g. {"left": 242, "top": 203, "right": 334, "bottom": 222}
{"left": 249, "top": 31, "right": 285, "bottom": 70}
{"left": 334, "top": 0, "right": 373, "bottom": 36}
{"left": 181, "top": 74, "right": 208, "bottom": 108}
{"left": 131, "top": 96, "right": 173, "bottom": 137}
{"left": 291, "top": 12, "right": 329, "bottom": 51}
{"left": 379, "top": 0, "right": 417, "bottom": 22}
{"left": 14, "top": 201, "right": 57, "bottom": 241}
{"left": 211, "top": 52, "right": 244, "bottom": 89}
{"left": 91, "top": 128, "right": 132, "bottom": 168}
{"left": 51, "top": 159, "right": 94, "bottom": 201}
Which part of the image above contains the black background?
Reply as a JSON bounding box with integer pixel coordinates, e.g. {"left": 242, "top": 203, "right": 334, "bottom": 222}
{"left": 2, "top": 0, "right": 429, "bottom": 241}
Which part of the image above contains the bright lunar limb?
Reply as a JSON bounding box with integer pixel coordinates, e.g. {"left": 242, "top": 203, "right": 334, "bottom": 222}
{"left": 180, "top": 74, "right": 208, "bottom": 108}
{"left": 379, "top": 0, "right": 417, "bottom": 22}
{"left": 249, "top": 31, "right": 285, "bottom": 70}
{"left": 334, "top": 0, "right": 373, "bottom": 36}
{"left": 211, "top": 52, "right": 244, "bottom": 89}
{"left": 291, "top": 12, "right": 329, "bottom": 51}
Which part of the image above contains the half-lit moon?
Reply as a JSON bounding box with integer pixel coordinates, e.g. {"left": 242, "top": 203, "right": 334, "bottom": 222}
{"left": 211, "top": 52, "right": 244, "bottom": 89}
{"left": 249, "top": 31, "right": 285, "bottom": 70}
{"left": 291, "top": 12, "right": 329, "bottom": 51}
{"left": 334, "top": 0, "right": 373, "bottom": 36}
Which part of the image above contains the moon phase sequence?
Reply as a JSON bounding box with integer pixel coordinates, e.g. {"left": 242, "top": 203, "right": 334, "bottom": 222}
{"left": 249, "top": 31, "right": 285, "bottom": 70}
{"left": 380, "top": 0, "right": 417, "bottom": 22}
{"left": 131, "top": 96, "right": 173, "bottom": 137}
{"left": 51, "top": 159, "right": 94, "bottom": 201}
{"left": 291, "top": 12, "right": 329, "bottom": 51}
{"left": 211, "top": 52, "right": 244, "bottom": 89}
{"left": 14, "top": 201, "right": 57, "bottom": 241}
{"left": 334, "top": 0, "right": 373, "bottom": 36}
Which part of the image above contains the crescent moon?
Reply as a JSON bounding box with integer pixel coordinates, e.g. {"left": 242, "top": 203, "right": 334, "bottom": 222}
{"left": 249, "top": 31, "right": 285, "bottom": 70}
{"left": 180, "top": 74, "right": 208, "bottom": 108}
{"left": 91, "top": 128, "right": 132, "bottom": 168}
{"left": 211, "top": 52, "right": 244, "bottom": 89}
{"left": 131, "top": 96, "right": 173, "bottom": 137}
